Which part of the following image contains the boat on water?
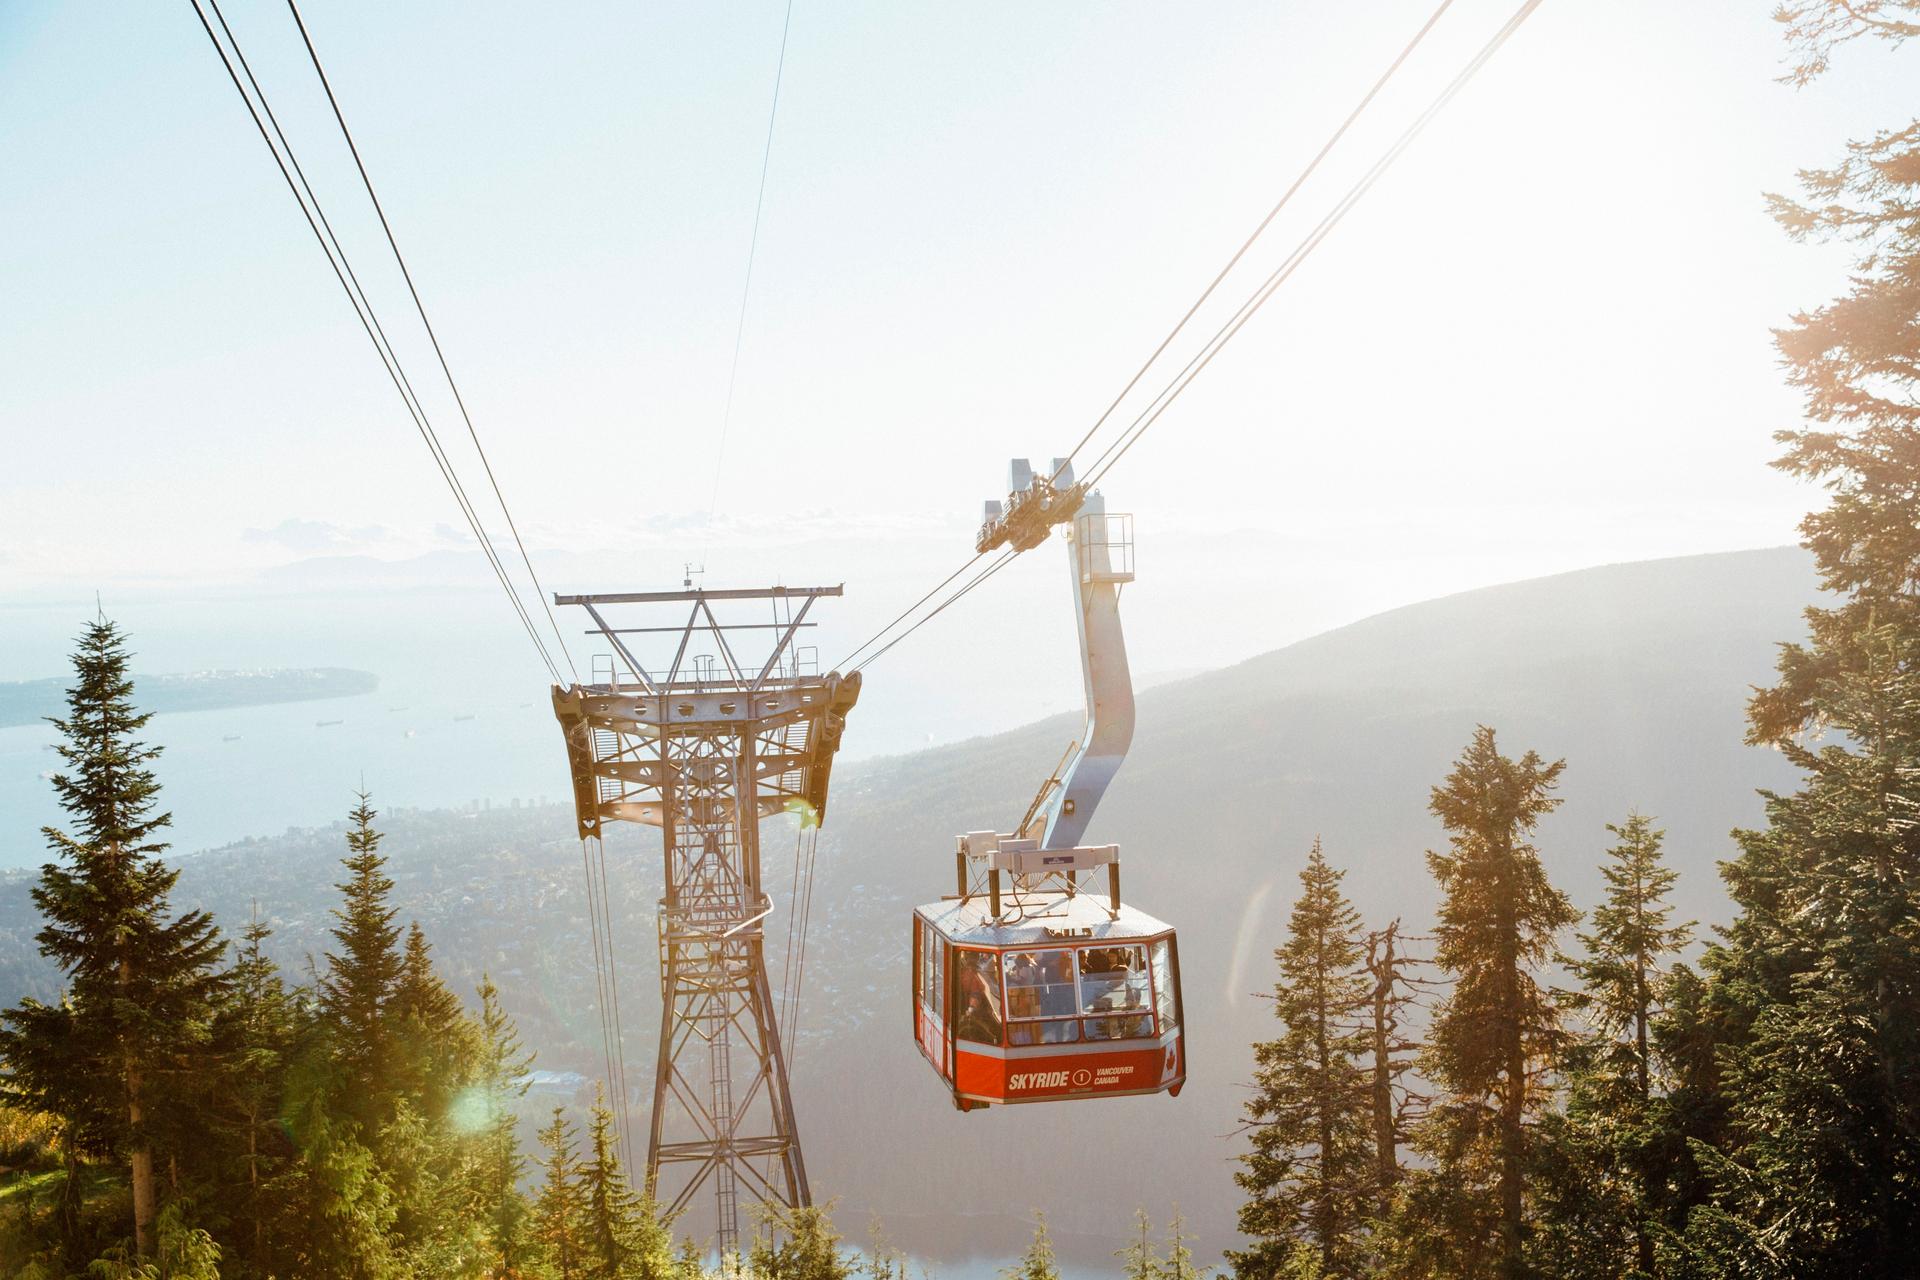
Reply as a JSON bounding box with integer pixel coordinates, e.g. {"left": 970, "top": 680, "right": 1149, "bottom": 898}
{"left": 453, "top": 714, "right": 476, "bottom": 722}
{"left": 222, "top": 734, "right": 243, "bottom": 742}
{"left": 316, "top": 719, "right": 344, "bottom": 728}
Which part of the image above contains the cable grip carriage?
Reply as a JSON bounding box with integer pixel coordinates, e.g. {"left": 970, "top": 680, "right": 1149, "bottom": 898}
{"left": 913, "top": 459, "right": 1185, "bottom": 1110}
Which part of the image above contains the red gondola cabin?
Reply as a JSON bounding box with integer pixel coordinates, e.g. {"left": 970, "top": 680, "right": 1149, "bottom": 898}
{"left": 911, "top": 893, "right": 1184, "bottom": 1110}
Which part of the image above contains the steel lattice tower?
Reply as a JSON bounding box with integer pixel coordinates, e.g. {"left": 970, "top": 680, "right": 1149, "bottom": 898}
{"left": 550, "top": 585, "right": 860, "bottom": 1250}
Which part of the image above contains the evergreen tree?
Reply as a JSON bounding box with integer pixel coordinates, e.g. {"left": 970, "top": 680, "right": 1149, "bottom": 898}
{"left": 211, "top": 911, "right": 301, "bottom": 1275}
{"left": 1389, "top": 727, "right": 1575, "bottom": 1279}
{"left": 1160, "top": 1206, "right": 1211, "bottom": 1280}
{"left": 390, "top": 921, "right": 470, "bottom": 1115}
{"left": 1652, "top": 9, "right": 1920, "bottom": 1274}
{"left": 472, "top": 975, "right": 534, "bottom": 1274}
{"left": 1533, "top": 815, "right": 1691, "bottom": 1278}
{"left": 1230, "top": 841, "right": 1374, "bottom": 1278}
{"left": 1001, "top": 1212, "right": 1059, "bottom": 1280}
{"left": 316, "top": 793, "right": 403, "bottom": 1126}
{"left": 860, "top": 1215, "right": 908, "bottom": 1280}
{"left": 746, "top": 1203, "right": 854, "bottom": 1280}
{"left": 0, "top": 618, "right": 226, "bottom": 1258}
{"left": 533, "top": 1107, "right": 590, "bottom": 1280}
{"left": 1118, "top": 1208, "right": 1156, "bottom": 1280}
{"left": 265, "top": 1040, "right": 402, "bottom": 1280}
{"left": 1572, "top": 817, "right": 1690, "bottom": 1128}
{"left": 379, "top": 1096, "right": 483, "bottom": 1276}
{"left": 579, "top": 1083, "right": 671, "bottom": 1279}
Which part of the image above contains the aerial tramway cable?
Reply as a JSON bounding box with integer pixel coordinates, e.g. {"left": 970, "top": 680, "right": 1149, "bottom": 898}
{"left": 192, "top": 0, "right": 639, "bottom": 1153}
{"left": 705, "top": 0, "right": 800, "bottom": 556}
{"left": 579, "top": 836, "right": 627, "bottom": 1153}
{"left": 848, "top": 548, "right": 1018, "bottom": 675}
{"left": 1075, "top": 0, "right": 1547, "bottom": 494}
{"left": 838, "top": 0, "right": 1547, "bottom": 674}
{"left": 1041, "top": 0, "right": 1460, "bottom": 491}
{"left": 285, "top": 0, "right": 578, "bottom": 683}
{"left": 587, "top": 834, "right": 636, "bottom": 1170}
{"left": 189, "top": 0, "right": 563, "bottom": 685}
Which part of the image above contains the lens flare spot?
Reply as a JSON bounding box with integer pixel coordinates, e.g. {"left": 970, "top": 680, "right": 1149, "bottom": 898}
{"left": 447, "top": 1085, "right": 496, "bottom": 1135}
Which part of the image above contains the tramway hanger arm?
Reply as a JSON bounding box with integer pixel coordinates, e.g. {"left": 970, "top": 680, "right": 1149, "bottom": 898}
{"left": 1040, "top": 479, "right": 1134, "bottom": 850}
{"left": 976, "top": 458, "right": 1136, "bottom": 851}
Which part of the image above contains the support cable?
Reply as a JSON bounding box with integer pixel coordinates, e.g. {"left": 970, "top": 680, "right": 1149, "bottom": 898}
{"left": 705, "top": 0, "right": 799, "bottom": 554}
{"left": 190, "top": 0, "right": 561, "bottom": 683}
{"left": 834, "top": 550, "right": 989, "bottom": 671}
{"left": 785, "top": 825, "right": 820, "bottom": 1066}
{"left": 778, "top": 824, "right": 804, "bottom": 1037}
{"left": 590, "top": 834, "right": 636, "bottom": 1171}
{"left": 1042, "top": 0, "right": 1459, "bottom": 488}
{"left": 1080, "top": 0, "right": 1547, "bottom": 492}
{"left": 835, "top": 0, "right": 1461, "bottom": 673}
{"left": 849, "top": 548, "right": 1018, "bottom": 675}
{"left": 284, "top": 0, "right": 577, "bottom": 683}
{"left": 836, "top": 0, "right": 1545, "bottom": 674}
{"left": 579, "top": 837, "right": 622, "bottom": 1149}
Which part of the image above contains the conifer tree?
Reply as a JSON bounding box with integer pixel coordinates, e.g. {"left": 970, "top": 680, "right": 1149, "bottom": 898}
{"left": 1533, "top": 815, "right": 1691, "bottom": 1277}
{"left": 1389, "top": 727, "right": 1575, "bottom": 1279}
{"left": 1230, "top": 841, "right": 1373, "bottom": 1278}
{"left": 379, "top": 1095, "right": 483, "bottom": 1274}
{"left": 579, "top": 1083, "right": 672, "bottom": 1279}
{"left": 390, "top": 921, "right": 470, "bottom": 1114}
{"left": 1573, "top": 817, "right": 1690, "bottom": 1121}
{"left": 534, "top": 1107, "right": 591, "bottom": 1280}
{"left": 472, "top": 975, "right": 534, "bottom": 1273}
{"left": 1002, "top": 1212, "right": 1059, "bottom": 1280}
{"left": 1160, "top": 1206, "right": 1211, "bottom": 1280}
{"left": 1653, "top": 8, "right": 1920, "bottom": 1273}
{"left": 860, "top": 1215, "right": 908, "bottom": 1280}
{"left": 213, "top": 911, "right": 301, "bottom": 1273}
{"left": 317, "top": 793, "right": 403, "bottom": 1125}
{"left": 747, "top": 1203, "right": 855, "bottom": 1280}
{"left": 1118, "top": 1208, "right": 1156, "bottom": 1280}
{"left": 0, "top": 618, "right": 226, "bottom": 1258}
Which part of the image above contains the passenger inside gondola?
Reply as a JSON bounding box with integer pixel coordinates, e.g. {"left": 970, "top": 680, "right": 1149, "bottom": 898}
{"left": 1081, "top": 944, "right": 1152, "bottom": 1038}
{"left": 1004, "top": 948, "right": 1080, "bottom": 1044}
{"left": 956, "top": 992, "right": 1001, "bottom": 1044}
{"left": 954, "top": 950, "right": 1003, "bottom": 1044}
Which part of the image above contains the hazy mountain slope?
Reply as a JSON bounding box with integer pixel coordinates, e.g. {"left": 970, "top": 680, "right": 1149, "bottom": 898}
{"left": 0, "top": 547, "right": 1820, "bottom": 1268}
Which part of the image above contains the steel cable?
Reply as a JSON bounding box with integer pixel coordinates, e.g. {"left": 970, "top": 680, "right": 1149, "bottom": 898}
{"left": 1043, "top": 0, "right": 1460, "bottom": 489}
{"left": 1081, "top": 0, "right": 1548, "bottom": 492}
{"left": 836, "top": 0, "right": 1546, "bottom": 673}
{"left": 705, "top": 0, "right": 800, "bottom": 557}
{"left": 286, "top": 0, "right": 579, "bottom": 683}
{"left": 190, "top": 0, "right": 562, "bottom": 683}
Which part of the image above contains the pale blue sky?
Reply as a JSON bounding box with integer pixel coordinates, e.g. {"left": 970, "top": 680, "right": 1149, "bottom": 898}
{"left": 1, "top": 1, "right": 1911, "bottom": 670}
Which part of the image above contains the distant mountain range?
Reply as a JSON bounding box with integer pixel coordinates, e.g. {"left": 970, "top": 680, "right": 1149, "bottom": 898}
{"left": 0, "top": 547, "right": 1820, "bottom": 1269}
{"left": 0, "top": 667, "right": 378, "bottom": 728}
